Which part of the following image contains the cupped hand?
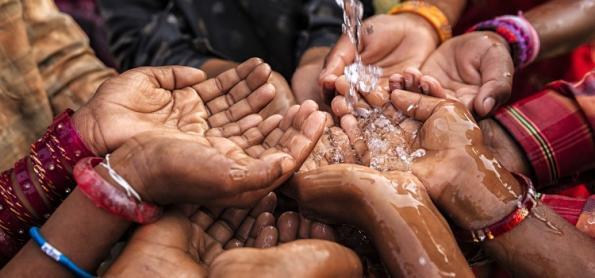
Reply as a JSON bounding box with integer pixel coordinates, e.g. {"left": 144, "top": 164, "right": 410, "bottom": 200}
{"left": 73, "top": 58, "right": 274, "bottom": 155}
{"left": 390, "top": 32, "right": 514, "bottom": 117}
{"left": 320, "top": 13, "right": 439, "bottom": 91}
{"left": 390, "top": 90, "right": 523, "bottom": 229}
{"left": 104, "top": 193, "right": 278, "bottom": 277}
{"left": 106, "top": 99, "right": 326, "bottom": 207}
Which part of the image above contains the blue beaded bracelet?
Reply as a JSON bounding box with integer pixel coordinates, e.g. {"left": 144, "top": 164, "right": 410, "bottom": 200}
{"left": 29, "top": 227, "right": 95, "bottom": 278}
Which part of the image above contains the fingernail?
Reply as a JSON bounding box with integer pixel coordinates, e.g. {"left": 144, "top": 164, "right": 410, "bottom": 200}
{"left": 420, "top": 84, "right": 429, "bottom": 94}
{"left": 483, "top": 97, "right": 496, "bottom": 113}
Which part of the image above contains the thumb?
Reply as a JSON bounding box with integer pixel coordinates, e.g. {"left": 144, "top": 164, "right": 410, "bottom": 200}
{"left": 475, "top": 46, "right": 514, "bottom": 117}
{"left": 390, "top": 89, "right": 445, "bottom": 121}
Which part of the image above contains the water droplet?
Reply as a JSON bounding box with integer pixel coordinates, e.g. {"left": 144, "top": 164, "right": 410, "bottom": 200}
{"left": 419, "top": 257, "right": 427, "bottom": 266}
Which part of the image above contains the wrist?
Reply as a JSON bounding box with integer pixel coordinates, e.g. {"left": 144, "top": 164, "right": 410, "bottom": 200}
{"left": 479, "top": 118, "right": 531, "bottom": 175}
{"left": 393, "top": 13, "right": 440, "bottom": 47}
{"left": 71, "top": 108, "right": 104, "bottom": 156}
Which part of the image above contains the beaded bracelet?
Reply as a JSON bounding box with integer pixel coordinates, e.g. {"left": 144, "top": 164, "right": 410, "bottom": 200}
{"left": 467, "top": 13, "right": 540, "bottom": 68}
{"left": 388, "top": 1, "right": 452, "bottom": 44}
{"left": 29, "top": 227, "right": 94, "bottom": 278}
{"left": 74, "top": 157, "right": 162, "bottom": 224}
{"left": 457, "top": 173, "right": 538, "bottom": 243}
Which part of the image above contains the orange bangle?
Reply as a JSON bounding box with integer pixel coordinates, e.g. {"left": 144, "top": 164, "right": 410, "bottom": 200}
{"left": 388, "top": 1, "right": 452, "bottom": 44}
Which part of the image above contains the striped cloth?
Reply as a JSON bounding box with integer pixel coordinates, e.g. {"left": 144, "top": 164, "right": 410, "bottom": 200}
{"left": 495, "top": 70, "right": 595, "bottom": 237}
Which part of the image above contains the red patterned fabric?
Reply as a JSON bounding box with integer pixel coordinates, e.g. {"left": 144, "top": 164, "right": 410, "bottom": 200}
{"left": 494, "top": 70, "right": 595, "bottom": 237}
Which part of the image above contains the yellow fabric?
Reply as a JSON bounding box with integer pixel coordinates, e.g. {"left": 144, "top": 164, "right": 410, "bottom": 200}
{"left": 388, "top": 1, "right": 452, "bottom": 43}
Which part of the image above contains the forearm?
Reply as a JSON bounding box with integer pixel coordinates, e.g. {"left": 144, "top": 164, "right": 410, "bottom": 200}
{"left": 484, "top": 203, "right": 595, "bottom": 277}
{"left": 361, "top": 175, "right": 472, "bottom": 277}
{"left": 416, "top": 0, "right": 467, "bottom": 25}
{"left": 525, "top": 0, "right": 595, "bottom": 60}
{"left": 1, "top": 188, "right": 130, "bottom": 276}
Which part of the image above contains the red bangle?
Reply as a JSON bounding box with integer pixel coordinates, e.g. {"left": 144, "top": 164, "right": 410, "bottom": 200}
{"left": 0, "top": 227, "right": 21, "bottom": 265}
{"left": 0, "top": 170, "right": 31, "bottom": 240}
{"left": 49, "top": 109, "right": 95, "bottom": 169}
{"left": 73, "top": 157, "right": 162, "bottom": 224}
{"left": 30, "top": 135, "right": 72, "bottom": 205}
{"left": 457, "top": 173, "right": 538, "bottom": 243}
{"left": 13, "top": 158, "right": 50, "bottom": 222}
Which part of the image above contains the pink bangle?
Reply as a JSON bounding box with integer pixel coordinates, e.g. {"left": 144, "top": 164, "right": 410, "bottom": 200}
{"left": 13, "top": 158, "right": 50, "bottom": 222}
{"left": 74, "top": 157, "right": 162, "bottom": 224}
{"left": 0, "top": 170, "right": 31, "bottom": 240}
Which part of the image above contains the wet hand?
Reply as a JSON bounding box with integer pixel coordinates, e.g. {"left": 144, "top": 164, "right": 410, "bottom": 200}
{"left": 390, "top": 90, "right": 523, "bottom": 229}
{"left": 320, "top": 13, "right": 439, "bottom": 92}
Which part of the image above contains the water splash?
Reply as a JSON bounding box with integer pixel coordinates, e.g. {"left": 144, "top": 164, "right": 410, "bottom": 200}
{"left": 335, "top": 0, "right": 383, "bottom": 108}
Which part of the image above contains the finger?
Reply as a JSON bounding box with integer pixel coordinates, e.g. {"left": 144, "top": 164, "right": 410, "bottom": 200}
{"left": 207, "top": 83, "right": 275, "bottom": 127}
{"left": 249, "top": 192, "right": 278, "bottom": 217}
{"left": 331, "top": 95, "right": 353, "bottom": 117}
{"left": 206, "top": 207, "right": 250, "bottom": 244}
{"left": 224, "top": 239, "right": 244, "bottom": 249}
{"left": 340, "top": 114, "right": 369, "bottom": 164}
{"left": 403, "top": 67, "right": 423, "bottom": 93}
{"left": 137, "top": 66, "right": 207, "bottom": 90}
{"left": 419, "top": 75, "right": 444, "bottom": 98}
{"left": 475, "top": 42, "right": 514, "bottom": 117}
{"left": 250, "top": 212, "right": 276, "bottom": 238}
{"left": 298, "top": 215, "right": 312, "bottom": 239}
{"left": 254, "top": 226, "right": 279, "bottom": 248}
{"left": 227, "top": 115, "right": 282, "bottom": 149}
{"left": 334, "top": 75, "right": 350, "bottom": 97}
{"left": 391, "top": 89, "right": 445, "bottom": 121}
{"left": 320, "top": 35, "right": 356, "bottom": 90}
{"left": 309, "top": 222, "right": 337, "bottom": 241}
{"left": 389, "top": 73, "right": 405, "bottom": 91}
{"left": 191, "top": 207, "right": 224, "bottom": 230}
{"left": 206, "top": 114, "right": 262, "bottom": 137}
{"left": 206, "top": 63, "right": 274, "bottom": 114}
{"left": 277, "top": 211, "right": 300, "bottom": 243}
{"left": 194, "top": 58, "right": 264, "bottom": 102}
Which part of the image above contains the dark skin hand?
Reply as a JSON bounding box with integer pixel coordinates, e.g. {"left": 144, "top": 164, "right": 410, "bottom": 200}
{"left": 390, "top": 0, "right": 595, "bottom": 118}
{"left": 292, "top": 47, "right": 332, "bottom": 112}
{"left": 201, "top": 58, "right": 296, "bottom": 117}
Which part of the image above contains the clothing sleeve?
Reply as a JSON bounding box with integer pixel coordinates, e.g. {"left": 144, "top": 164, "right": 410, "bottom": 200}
{"left": 494, "top": 70, "right": 595, "bottom": 188}
{"left": 97, "top": 0, "right": 217, "bottom": 70}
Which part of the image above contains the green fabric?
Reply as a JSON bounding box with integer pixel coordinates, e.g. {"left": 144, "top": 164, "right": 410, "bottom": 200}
{"left": 373, "top": 0, "right": 401, "bottom": 14}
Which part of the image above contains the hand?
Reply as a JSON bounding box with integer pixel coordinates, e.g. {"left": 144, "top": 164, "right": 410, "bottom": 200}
{"left": 389, "top": 89, "right": 523, "bottom": 229}
{"left": 104, "top": 193, "right": 278, "bottom": 277}
{"left": 320, "top": 13, "right": 439, "bottom": 91}
{"left": 479, "top": 119, "right": 531, "bottom": 175}
{"left": 390, "top": 32, "right": 514, "bottom": 117}
{"left": 104, "top": 98, "right": 325, "bottom": 207}
{"left": 73, "top": 58, "right": 272, "bottom": 155}
{"left": 201, "top": 58, "right": 296, "bottom": 117}
{"left": 292, "top": 47, "right": 332, "bottom": 112}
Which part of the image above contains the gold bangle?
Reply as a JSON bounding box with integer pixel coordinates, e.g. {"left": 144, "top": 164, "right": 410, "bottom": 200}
{"left": 388, "top": 1, "right": 452, "bottom": 44}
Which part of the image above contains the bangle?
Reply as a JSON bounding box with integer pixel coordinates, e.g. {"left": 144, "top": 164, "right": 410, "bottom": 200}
{"left": 467, "top": 12, "right": 540, "bottom": 68}
{"left": 0, "top": 170, "right": 30, "bottom": 240}
{"left": 29, "top": 227, "right": 94, "bottom": 278}
{"left": 0, "top": 227, "right": 20, "bottom": 265}
{"left": 388, "top": 1, "right": 452, "bottom": 44}
{"left": 14, "top": 158, "right": 50, "bottom": 222}
{"left": 73, "top": 157, "right": 162, "bottom": 224}
{"left": 0, "top": 170, "right": 36, "bottom": 231}
{"left": 457, "top": 173, "right": 538, "bottom": 243}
